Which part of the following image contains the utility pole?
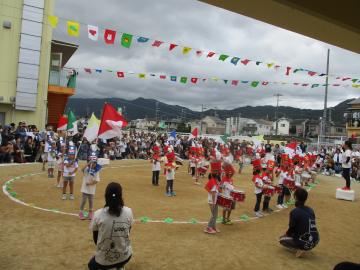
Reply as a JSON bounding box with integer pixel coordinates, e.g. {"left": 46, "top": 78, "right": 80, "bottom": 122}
{"left": 155, "top": 102, "right": 159, "bottom": 123}
{"left": 274, "top": 93, "right": 283, "bottom": 135}
{"left": 321, "top": 49, "right": 330, "bottom": 142}
{"left": 200, "top": 104, "right": 204, "bottom": 135}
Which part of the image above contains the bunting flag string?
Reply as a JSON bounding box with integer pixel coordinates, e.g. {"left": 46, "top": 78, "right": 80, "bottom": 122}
{"left": 42, "top": 14, "right": 360, "bottom": 82}
{"left": 64, "top": 66, "right": 360, "bottom": 89}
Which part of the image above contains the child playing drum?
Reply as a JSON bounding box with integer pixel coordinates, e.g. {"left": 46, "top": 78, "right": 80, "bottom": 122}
{"left": 220, "top": 164, "right": 236, "bottom": 225}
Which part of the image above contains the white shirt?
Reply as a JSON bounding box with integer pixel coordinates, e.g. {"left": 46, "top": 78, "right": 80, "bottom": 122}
{"left": 47, "top": 150, "right": 57, "bottom": 162}
{"left": 342, "top": 149, "right": 352, "bottom": 168}
{"left": 152, "top": 160, "right": 161, "bottom": 171}
{"left": 81, "top": 167, "right": 100, "bottom": 195}
{"left": 166, "top": 169, "right": 175, "bottom": 180}
{"left": 333, "top": 153, "right": 343, "bottom": 163}
{"left": 207, "top": 185, "right": 218, "bottom": 204}
{"left": 278, "top": 170, "right": 288, "bottom": 185}
{"left": 63, "top": 160, "right": 78, "bottom": 177}
{"left": 254, "top": 176, "right": 264, "bottom": 194}
{"left": 222, "top": 181, "right": 234, "bottom": 197}
{"left": 90, "top": 207, "right": 134, "bottom": 266}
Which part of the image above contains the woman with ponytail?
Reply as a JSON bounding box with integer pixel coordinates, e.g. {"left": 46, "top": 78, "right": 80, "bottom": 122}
{"left": 88, "top": 182, "right": 134, "bottom": 270}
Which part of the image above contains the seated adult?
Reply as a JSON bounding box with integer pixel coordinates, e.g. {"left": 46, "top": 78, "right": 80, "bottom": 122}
{"left": 89, "top": 182, "right": 133, "bottom": 270}
{"left": 279, "top": 187, "right": 319, "bottom": 257}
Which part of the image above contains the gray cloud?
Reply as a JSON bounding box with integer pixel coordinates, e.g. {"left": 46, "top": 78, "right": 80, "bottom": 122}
{"left": 53, "top": 0, "right": 360, "bottom": 112}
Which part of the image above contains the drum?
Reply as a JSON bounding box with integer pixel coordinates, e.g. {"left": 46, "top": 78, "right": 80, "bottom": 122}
{"left": 230, "top": 189, "right": 246, "bottom": 202}
{"left": 217, "top": 194, "right": 234, "bottom": 208}
{"left": 263, "top": 186, "right": 275, "bottom": 196}
{"left": 284, "top": 179, "right": 295, "bottom": 189}
{"left": 274, "top": 185, "right": 283, "bottom": 194}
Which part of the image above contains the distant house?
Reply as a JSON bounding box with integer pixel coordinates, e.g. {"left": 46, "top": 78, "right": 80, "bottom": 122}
{"left": 226, "top": 117, "right": 273, "bottom": 135}
{"left": 273, "top": 117, "right": 290, "bottom": 135}
{"left": 130, "top": 118, "right": 156, "bottom": 130}
{"left": 289, "top": 118, "right": 346, "bottom": 138}
{"left": 189, "top": 116, "right": 225, "bottom": 135}
{"left": 254, "top": 119, "right": 273, "bottom": 135}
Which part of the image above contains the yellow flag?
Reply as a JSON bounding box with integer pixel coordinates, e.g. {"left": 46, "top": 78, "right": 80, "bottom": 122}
{"left": 352, "top": 84, "right": 360, "bottom": 88}
{"left": 48, "top": 15, "right": 58, "bottom": 28}
{"left": 267, "top": 63, "right": 274, "bottom": 68}
{"left": 138, "top": 73, "right": 146, "bottom": 79}
{"left": 182, "top": 47, "right": 192, "bottom": 55}
{"left": 67, "top": 21, "right": 80, "bottom": 37}
{"left": 211, "top": 77, "right": 219, "bottom": 81}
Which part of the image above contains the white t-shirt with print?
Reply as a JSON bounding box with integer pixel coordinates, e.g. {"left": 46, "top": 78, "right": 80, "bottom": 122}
{"left": 254, "top": 176, "right": 264, "bottom": 194}
{"left": 207, "top": 185, "right": 218, "bottom": 204}
{"left": 166, "top": 169, "right": 175, "bottom": 180}
{"left": 81, "top": 168, "right": 100, "bottom": 195}
{"left": 90, "top": 207, "right": 134, "bottom": 266}
{"left": 278, "top": 170, "right": 288, "bottom": 185}
{"left": 342, "top": 149, "right": 352, "bottom": 169}
{"left": 152, "top": 160, "right": 161, "bottom": 171}
{"left": 63, "top": 160, "right": 78, "bottom": 177}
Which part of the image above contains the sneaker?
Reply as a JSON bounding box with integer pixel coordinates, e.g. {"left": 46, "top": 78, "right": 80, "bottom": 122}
{"left": 171, "top": 192, "right": 176, "bottom": 196}
{"left": 225, "top": 220, "right": 233, "bottom": 225}
{"left": 69, "top": 194, "right": 75, "bottom": 200}
{"left": 79, "top": 211, "right": 86, "bottom": 220}
{"left": 254, "top": 211, "right": 263, "bottom": 218}
{"left": 204, "top": 227, "right": 216, "bottom": 234}
{"left": 282, "top": 204, "right": 288, "bottom": 208}
{"left": 166, "top": 192, "right": 171, "bottom": 197}
{"left": 276, "top": 204, "right": 284, "bottom": 209}
{"left": 62, "top": 194, "right": 67, "bottom": 200}
{"left": 341, "top": 186, "right": 350, "bottom": 191}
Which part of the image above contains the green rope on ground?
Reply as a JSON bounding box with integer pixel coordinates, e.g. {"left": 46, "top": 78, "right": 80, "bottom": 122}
{"left": 164, "top": 217, "right": 174, "bottom": 224}
{"left": 140, "top": 216, "right": 150, "bottom": 223}
{"left": 83, "top": 211, "right": 89, "bottom": 218}
{"left": 189, "top": 218, "right": 198, "bottom": 224}
{"left": 240, "top": 214, "right": 250, "bottom": 221}
{"left": 50, "top": 208, "right": 59, "bottom": 212}
{"left": 9, "top": 191, "right": 17, "bottom": 198}
{"left": 216, "top": 216, "right": 224, "bottom": 223}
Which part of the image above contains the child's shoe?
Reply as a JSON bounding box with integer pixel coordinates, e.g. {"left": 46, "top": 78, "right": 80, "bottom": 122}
{"left": 79, "top": 211, "right": 86, "bottom": 220}
{"left": 204, "top": 227, "right": 216, "bottom": 234}
{"left": 171, "top": 191, "right": 176, "bottom": 196}
{"left": 62, "top": 193, "right": 67, "bottom": 200}
{"left": 69, "top": 194, "right": 75, "bottom": 200}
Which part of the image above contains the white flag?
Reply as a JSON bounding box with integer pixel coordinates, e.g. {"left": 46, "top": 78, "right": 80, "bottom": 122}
{"left": 87, "top": 25, "right": 98, "bottom": 41}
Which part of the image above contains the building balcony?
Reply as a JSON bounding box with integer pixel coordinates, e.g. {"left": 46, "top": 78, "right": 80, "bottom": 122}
{"left": 48, "top": 69, "right": 76, "bottom": 95}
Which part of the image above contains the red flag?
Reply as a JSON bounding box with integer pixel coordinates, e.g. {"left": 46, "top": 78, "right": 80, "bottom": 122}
{"left": 286, "top": 142, "right": 297, "bottom": 150}
{"left": 104, "top": 29, "right": 116, "bottom": 44}
{"left": 160, "top": 75, "right": 166, "bottom": 79}
{"left": 152, "top": 40, "right": 163, "bottom": 47}
{"left": 342, "top": 77, "right": 351, "bottom": 81}
{"left": 57, "top": 115, "right": 68, "bottom": 131}
{"left": 302, "top": 83, "right": 309, "bottom": 86}
{"left": 117, "top": 71, "right": 124, "bottom": 78}
{"left": 262, "top": 81, "right": 269, "bottom": 85}
{"left": 308, "top": 71, "right": 317, "bottom": 76}
{"left": 231, "top": 80, "right": 238, "bottom": 86}
{"left": 189, "top": 127, "right": 198, "bottom": 139}
{"left": 241, "top": 59, "right": 250, "bottom": 65}
{"left": 98, "top": 103, "right": 128, "bottom": 139}
{"left": 169, "top": 43, "right": 178, "bottom": 51}
{"left": 191, "top": 77, "right": 198, "bottom": 84}
{"left": 84, "top": 68, "right": 92, "bottom": 74}
{"left": 207, "top": 51, "right": 215, "bottom": 57}
{"left": 285, "top": 66, "right": 292, "bottom": 76}
{"left": 196, "top": 50, "right": 202, "bottom": 57}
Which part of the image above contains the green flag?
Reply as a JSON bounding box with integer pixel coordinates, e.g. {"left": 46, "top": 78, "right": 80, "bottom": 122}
{"left": 219, "top": 54, "right": 229, "bottom": 61}
{"left": 158, "top": 121, "right": 166, "bottom": 129}
{"left": 180, "top": 77, "right": 187, "bottom": 83}
{"left": 220, "top": 134, "right": 229, "bottom": 142}
{"left": 251, "top": 81, "right": 259, "bottom": 87}
{"left": 67, "top": 110, "right": 76, "bottom": 130}
{"left": 121, "top": 33, "right": 133, "bottom": 48}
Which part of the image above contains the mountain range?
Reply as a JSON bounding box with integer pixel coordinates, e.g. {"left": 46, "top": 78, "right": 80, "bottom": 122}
{"left": 66, "top": 97, "right": 353, "bottom": 123}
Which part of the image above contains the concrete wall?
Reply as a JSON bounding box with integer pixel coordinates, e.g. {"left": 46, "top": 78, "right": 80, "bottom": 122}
{"left": 0, "top": 0, "right": 54, "bottom": 129}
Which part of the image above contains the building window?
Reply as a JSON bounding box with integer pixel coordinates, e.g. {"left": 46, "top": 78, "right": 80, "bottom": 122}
{"left": 336, "top": 128, "right": 343, "bottom": 132}
{"left": 280, "top": 124, "right": 285, "bottom": 127}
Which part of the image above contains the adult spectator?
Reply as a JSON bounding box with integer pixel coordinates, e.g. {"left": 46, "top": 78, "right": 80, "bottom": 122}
{"left": 333, "top": 148, "right": 343, "bottom": 174}
{"left": 89, "top": 182, "right": 133, "bottom": 270}
{"left": 341, "top": 141, "right": 352, "bottom": 190}
{"left": 279, "top": 187, "right": 319, "bottom": 257}
{"left": 24, "top": 137, "right": 36, "bottom": 162}
{"left": 13, "top": 136, "right": 25, "bottom": 163}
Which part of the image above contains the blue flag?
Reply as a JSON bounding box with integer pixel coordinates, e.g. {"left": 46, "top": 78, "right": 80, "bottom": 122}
{"left": 170, "top": 76, "right": 177, "bottom": 82}
{"left": 137, "top": 37, "right": 149, "bottom": 42}
{"left": 95, "top": 69, "right": 102, "bottom": 73}
{"left": 169, "top": 130, "right": 177, "bottom": 140}
{"left": 230, "top": 57, "right": 240, "bottom": 65}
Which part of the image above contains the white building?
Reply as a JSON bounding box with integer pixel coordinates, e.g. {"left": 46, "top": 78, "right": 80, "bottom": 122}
{"left": 273, "top": 117, "right": 290, "bottom": 135}
{"left": 130, "top": 118, "right": 156, "bottom": 130}
{"left": 254, "top": 119, "right": 273, "bottom": 135}
{"left": 226, "top": 117, "right": 273, "bottom": 135}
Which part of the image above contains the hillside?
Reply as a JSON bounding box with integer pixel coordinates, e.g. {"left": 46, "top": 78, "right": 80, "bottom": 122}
{"left": 65, "top": 97, "right": 353, "bottom": 123}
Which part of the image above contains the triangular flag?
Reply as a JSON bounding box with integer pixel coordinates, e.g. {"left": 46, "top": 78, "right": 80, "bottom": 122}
{"left": 241, "top": 80, "right": 249, "bottom": 84}
{"left": 311, "top": 84, "right": 320, "bottom": 88}
{"left": 67, "top": 110, "right": 78, "bottom": 134}
{"left": 223, "top": 79, "right": 228, "bottom": 84}
{"left": 152, "top": 40, "right": 163, "bottom": 47}
{"left": 207, "top": 52, "right": 215, "bottom": 57}
{"left": 231, "top": 80, "right": 238, "bottom": 86}
{"left": 139, "top": 73, "right": 146, "bottom": 79}
{"left": 230, "top": 57, "right": 240, "bottom": 65}
{"left": 308, "top": 71, "right": 317, "bottom": 76}
{"left": 67, "top": 21, "right": 80, "bottom": 37}
{"left": 219, "top": 54, "right": 229, "bottom": 61}
{"left": 180, "top": 77, "right": 187, "bottom": 83}
{"left": 189, "top": 128, "right": 198, "bottom": 139}
{"left": 169, "top": 44, "right": 178, "bottom": 51}
{"left": 84, "top": 68, "right": 92, "bottom": 74}
{"left": 267, "top": 63, "right": 274, "bottom": 68}
{"left": 169, "top": 130, "right": 177, "bottom": 141}
{"left": 182, "top": 47, "right": 192, "bottom": 54}
{"left": 117, "top": 72, "right": 124, "bottom": 78}
{"left": 95, "top": 69, "right": 102, "bottom": 73}
{"left": 302, "top": 84, "right": 309, "bottom": 86}
{"left": 274, "top": 65, "right": 280, "bottom": 70}
{"left": 48, "top": 15, "right": 58, "bottom": 28}
{"left": 98, "top": 103, "right": 128, "bottom": 139}
{"left": 351, "top": 79, "right": 358, "bottom": 83}
{"left": 137, "top": 37, "right": 149, "bottom": 42}
{"left": 285, "top": 66, "right": 292, "bottom": 76}
{"left": 262, "top": 81, "right": 269, "bottom": 85}
{"left": 83, "top": 113, "right": 100, "bottom": 143}
{"left": 191, "top": 78, "right": 198, "bottom": 84}
{"left": 121, "top": 33, "right": 133, "bottom": 48}
{"left": 255, "top": 61, "right": 262, "bottom": 65}
{"left": 241, "top": 59, "right": 250, "bottom": 65}
{"left": 87, "top": 25, "right": 98, "bottom": 41}
{"left": 104, "top": 29, "right": 116, "bottom": 44}
{"left": 158, "top": 121, "right": 166, "bottom": 129}
{"left": 57, "top": 115, "right": 68, "bottom": 131}
{"left": 170, "top": 76, "right": 177, "bottom": 82}
{"left": 196, "top": 50, "right": 203, "bottom": 57}
{"left": 251, "top": 81, "right": 259, "bottom": 87}
{"left": 160, "top": 75, "right": 166, "bottom": 79}
{"left": 293, "top": 68, "right": 303, "bottom": 73}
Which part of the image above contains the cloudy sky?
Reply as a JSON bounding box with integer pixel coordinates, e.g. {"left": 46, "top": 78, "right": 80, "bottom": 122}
{"left": 53, "top": 0, "right": 360, "bottom": 112}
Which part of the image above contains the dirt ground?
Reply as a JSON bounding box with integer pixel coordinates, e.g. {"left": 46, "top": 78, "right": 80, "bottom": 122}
{"left": 0, "top": 159, "right": 359, "bottom": 270}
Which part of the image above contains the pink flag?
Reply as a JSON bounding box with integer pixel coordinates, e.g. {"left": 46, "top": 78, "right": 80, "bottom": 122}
{"left": 241, "top": 59, "right": 250, "bottom": 65}
{"left": 231, "top": 80, "right": 238, "bottom": 86}
{"left": 152, "top": 40, "right": 163, "bottom": 47}
{"left": 117, "top": 72, "right": 124, "bottom": 78}
{"left": 207, "top": 52, "right": 215, "bottom": 57}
